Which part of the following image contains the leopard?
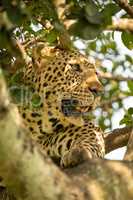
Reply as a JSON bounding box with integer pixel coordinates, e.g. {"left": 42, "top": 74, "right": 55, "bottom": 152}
{"left": 18, "top": 45, "right": 105, "bottom": 167}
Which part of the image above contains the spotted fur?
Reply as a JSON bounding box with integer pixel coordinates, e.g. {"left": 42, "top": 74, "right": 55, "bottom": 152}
{"left": 19, "top": 45, "right": 105, "bottom": 167}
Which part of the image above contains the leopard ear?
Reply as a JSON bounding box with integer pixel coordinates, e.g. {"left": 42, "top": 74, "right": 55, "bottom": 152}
{"left": 41, "top": 47, "right": 57, "bottom": 58}
{"left": 39, "top": 46, "right": 58, "bottom": 65}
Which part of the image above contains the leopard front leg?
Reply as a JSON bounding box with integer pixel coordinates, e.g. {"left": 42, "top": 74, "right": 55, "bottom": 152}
{"left": 60, "top": 127, "right": 105, "bottom": 168}
{"left": 39, "top": 124, "right": 105, "bottom": 168}
{"left": 60, "top": 145, "right": 93, "bottom": 168}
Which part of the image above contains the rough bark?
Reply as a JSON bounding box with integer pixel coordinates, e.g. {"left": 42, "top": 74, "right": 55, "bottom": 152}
{"left": 105, "top": 126, "right": 132, "bottom": 154}
{"left": 124, "top": 129, "right": 133, "bottom": 161}
{"left": 0, "top": 76, "right": 78, "bottom": 200}
{"left": 113, "top": 0, "right": 133, "bottom": 18}
{"left": 0, "top": 76, "right": 133, "bottom": 200}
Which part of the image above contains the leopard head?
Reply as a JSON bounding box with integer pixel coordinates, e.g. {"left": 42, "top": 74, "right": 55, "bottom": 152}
{"left": 39, "top": 47, "right": 103, "bottom": 118}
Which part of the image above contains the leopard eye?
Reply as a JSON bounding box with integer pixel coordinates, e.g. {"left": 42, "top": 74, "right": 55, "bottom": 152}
{"left": 71, "top": 64, "right": 81, "bottom": 72}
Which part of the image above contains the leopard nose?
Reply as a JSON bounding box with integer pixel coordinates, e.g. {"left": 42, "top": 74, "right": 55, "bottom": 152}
{"left": 90, "top": 81, "right": 103, "bottom": 92}
{"left": 85, "top": 78, "right": 103, "bottom": 93}
{"left": 82, "top": 74, "right": 103, "bottom": 92}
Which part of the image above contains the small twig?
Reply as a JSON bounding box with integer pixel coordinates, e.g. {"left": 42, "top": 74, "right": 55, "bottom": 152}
{"left": 113, "top": 0, "right": 133, "bottom": 18}
{"left": 99, "top": 71, "right": 133, "bottom": 82}
{"left": 105, "top": 126, "right": 132, "bottom": 154}
{"left": 99, "top": 95, "right": 130, "bottom": 109}
{"left": 108, "top": 18, "right": 133, "bottom": 33}
{"left": 15, "top": 40, "right": 31, "bottom": 64}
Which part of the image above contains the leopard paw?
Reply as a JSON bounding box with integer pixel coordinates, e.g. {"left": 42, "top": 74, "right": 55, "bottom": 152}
{"left": 60, "top": 147, "right": 92, "bottom": 168}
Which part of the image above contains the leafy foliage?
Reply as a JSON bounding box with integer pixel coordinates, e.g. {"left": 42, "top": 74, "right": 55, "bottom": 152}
{"left": 122, "top": 32, "right": 133, "bottom": 50}
{"left": 66, "top": 0, "right": 120, "bottom": 39}
{"left": 0, "top": 0, "right": 133, "bottom": 132}
{"left": 120, "top": 108, "right": 133, "bottom": 126}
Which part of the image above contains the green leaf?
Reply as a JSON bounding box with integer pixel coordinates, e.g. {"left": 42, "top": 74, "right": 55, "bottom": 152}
{"left": 122, "top": 32, "right": 133, "bottom": 50}
{"left": 128, "top": 107, "right": 133, "bottom": 115}
{"left": 127, "top": 80, "right": 133, "bottom": 93}
{"left": 45, "top": 29, "right": 58, "bottom": 44}
{"left": 88, "top": 41, "right": 96, "bottom": 51}
{"left": 65, "top": 4, "right": 83, "bottom": 19}
{"left": 120, "top": 114, "right": 133, "bottom": 125}
{"left": 84, "top": 1, "right": 103, "bottom": 25}
{"left": 125, "top": 55, "right": 133, "bottom": 63}
{"left": 85, "top": 12, "right": 103, "bottom": 25}
{"left": 69, "top": 19, "right": 102, "bottom": 40}
{"left": 85, "top": 0, "right": 98, "bottom": 17}
{"left": 101, "top": 3, "right": 120, "bottom": 26}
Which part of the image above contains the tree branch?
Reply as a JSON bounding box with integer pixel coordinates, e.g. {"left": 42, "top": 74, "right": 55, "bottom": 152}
{"left": 16, "top": 40, "right": 31, "bottom": 64}
{"left": 113, "top": 0, "right": 133, "bottom": 18}
{"left": 99, "top": 95, "right": 130, "bottom": 110}
{"left": 124, "top": 128, "right": 133, "bottom": 161}
{"left": 105, "top": 126, "right": 132, "bottom": 154}
{"left": 99, "top": 71, "right": 133, "bottom": 82}
{"left": 108, "top": 18, "right": 133, "bottom": 33}
{"left": 64, "top": 159, "right": 133, "bottom": 200}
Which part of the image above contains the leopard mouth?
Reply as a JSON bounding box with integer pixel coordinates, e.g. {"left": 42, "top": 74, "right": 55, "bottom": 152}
{"left": 60, "top": 87, "right": 101, "bottom": 117}
{"left": 61, "top": 98, "right": 93, "bottom": 117}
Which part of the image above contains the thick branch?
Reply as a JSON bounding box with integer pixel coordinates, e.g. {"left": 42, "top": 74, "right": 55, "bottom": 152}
{"left": 65, "top": 159, "right": 133, "bottom": 200}
{"left": 105, "top": 126, "right": 132, "bottom": 154}
{"left": 113, "top": 0, "right": 133, "bottom": 18}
